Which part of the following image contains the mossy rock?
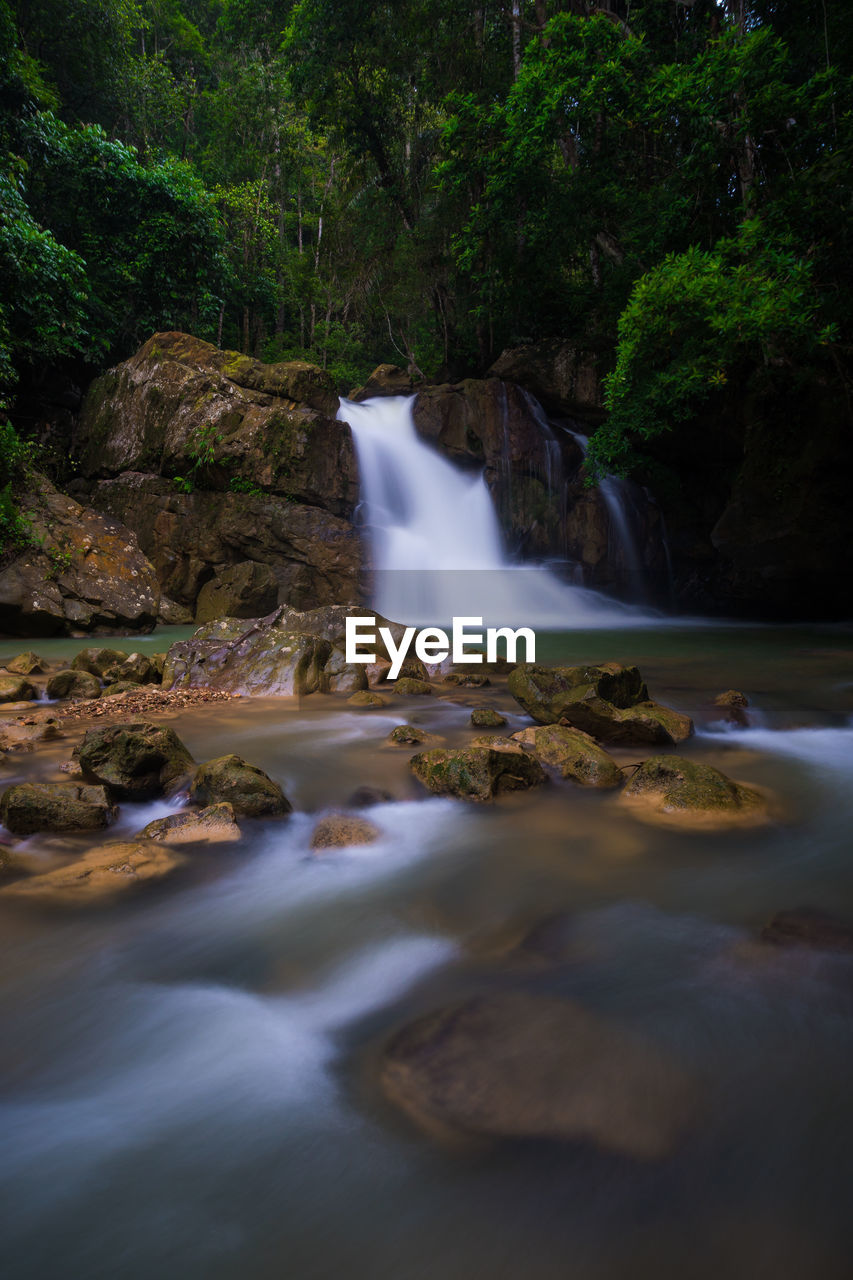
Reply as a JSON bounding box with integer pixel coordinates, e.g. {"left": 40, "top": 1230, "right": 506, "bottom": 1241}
{"left": 0, "top": 782, "right": 116, "bottom": 835}
{"left": 71, "top": 647, "right": 129, "bottom": 678}
{"left": 46, "top": 669, "right": 101, "bottom": 701}
{"left": 0, "top": 676, "right": 38, "bottom": 703}
{"left": 4, "top": 651, "right": 48, "bottom": 676}
{"left": 0, "top": 839, "right": 186, "bottom": 904}
{"left": 410, "top": 743, "right": 545, "bottom": 802}
{"left": 393, "top": 678, "right": 433, "bottom": 696}
{"left": 101, "top": 681, "right": 141, "bottom": 697}
{"left": 347, "top": 690, "right": 387, "bottom": 708}
{"left": 512, "top": 725, "right": 622, "bottom": 789}
{"left": 140, "top": 803, "right": 241, "bottom": 845}
{"left": 102, "top": 652, "right": 157, "bottom": 685}
{"left": 387, "top": 724, "right": 436, "bottom": 747}
{"left": 443, "top": 672, "right": 491, "bottom": 688}
{"left": 190, "top": 754, "right": 291, "bottom": 818}
{"left": 310, "top": 813, "right": 381, "bottom": 850}
{"left": 75, "top": 721, "right": 196, "bottom": 799}
{"left": 621, "top": 755, "right": 768, "bottom": 828}
{"left": 470, "top": 708, "right": 507, "bottom": 728}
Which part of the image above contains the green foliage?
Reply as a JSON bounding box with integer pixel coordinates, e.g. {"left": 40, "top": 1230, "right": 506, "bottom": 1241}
{"left": 0, "top": 418, "right": 35, "bottom": 551}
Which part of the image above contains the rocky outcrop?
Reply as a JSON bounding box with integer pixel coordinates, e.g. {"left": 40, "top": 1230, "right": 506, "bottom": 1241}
{"left": 488, "top": 341, "right": 604, "bottom": 421}
{"left": 508, "top": 662, "right": 693, "bottom": 746}
{"left": 71, "top": 331, "right": 363, "bottom": 616}
{"left": 380, "top": 991, "right": 695, "bottom": 1157}
{"left": 194, "top": 561, "right": 279, "bottom": 624}
{"left": 189, "top": 754, "right": 291, "bottom": 818}
{"left": 0, "top": 476, "right": 160, "bottom": 637}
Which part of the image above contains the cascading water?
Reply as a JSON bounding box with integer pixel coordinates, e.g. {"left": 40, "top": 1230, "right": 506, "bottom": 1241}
{"left": 337, "top": 394, "right": 650, "bottom": 628}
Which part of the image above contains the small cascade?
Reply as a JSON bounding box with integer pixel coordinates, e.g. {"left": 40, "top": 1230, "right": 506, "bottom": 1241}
{"left": 337, "top": 395, "right": 653, "bottom": 629}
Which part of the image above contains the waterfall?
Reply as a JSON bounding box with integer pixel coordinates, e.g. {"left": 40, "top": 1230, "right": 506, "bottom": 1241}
{"left": 337, "top": 395, "right": 652, "bottom": 629}
{"left": 563, "top": 426, "right": 649, "bottom": 600}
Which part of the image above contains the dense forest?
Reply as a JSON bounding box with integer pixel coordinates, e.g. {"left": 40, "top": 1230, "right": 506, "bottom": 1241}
{"left": 1, "top": 0, "right": 852, "bottom": 555}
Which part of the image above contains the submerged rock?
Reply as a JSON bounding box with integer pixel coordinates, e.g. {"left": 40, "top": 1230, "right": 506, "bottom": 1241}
{"left": 443, "top": 672, "right": 491, "bottom": 688}
{"left": 410, "top": 743, "right": 545, "bottom": 802}
{"left": 347, "top": 785, "right": 395, "bottom": 807}
{"left": 74, "top": 722, "right": 196, "bottom": 799}
{"left": 511, "top": 724, "right": 623, "bottom": 788}
{"left": 508, "top": 662, "right": 693, "bottom": 746}
{"left": 46, "top": 669, "right": 101, "bottom": 701}
{"left": 470, "top": 708, "right": 507, "bottom": 728}
{"left": 392, "top": 678, "right": 433, "bottom": 696}
{"left": 713, "top": 689, "right": 751, "bottom": 726}
{"left": 310, "top": 813, "right": 381, "bottom": 850}
{"left": 347, "top": 690, "right": 387, "bottom": 708}
{"left": 0, "top": 782, "right": 116, "bottom": 835}
{"left": 387, "top": 724, "right": 437, "bottom": 747}
{"left": 621, "top": 755, "right": 768, "bottom": 827}
{"left": 759, "top": 907, "right": 853, "bottom": 953}
{"left": 4, "top": 652, "right": 48, "bottom": 676}
{"left": 190, "top": 754, "right": 291, "bottom": 818}
{"left": 0, "top": 676, "right": 38, "bottom": 704}
{"left": 380, "top": 991, "right": 695, "bottom": 1158}
{"left": 0, "top": 839, "right": 186, "bottom": 904}
{"left": 140, "top": 803, "right": 242, "bottom": 845}
{"left": 0, "top": 716, "right": 61, "bottom": 752}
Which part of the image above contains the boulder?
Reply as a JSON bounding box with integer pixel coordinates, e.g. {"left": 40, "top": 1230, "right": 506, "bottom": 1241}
{"left": 101, "top": 682, "right": 141, "bottom": 698}
{"left": 410, "top": 743, "right": 546, "bottom": 802}
{"left": 621, "top": 755, "right": 768, "bottom": 828}
{"left": 351, "top": 364, "right": 420, "bottom": 399}
{"left": 4, "top": 652, "right": 48, "bottom": 675}
{"left": 713, "top": 689, "right": 750, "bottom": 726}
{"left": 194, "top": 561, "right": 280, "bottom": 624}
{"left": 470, "top": 708, "right": 507, "bottom": 728}
{"left": 380, "top": 991, "right": 695, "bottom": 1158}
{"left": 393, "top": 678, "right": 433, "bottom": 696}
{"left": 46, "top": 669, "right": 101, "bottom": 701}
{"left": 759, "top": 908, "right": 853, "bottom": 953}
{"left": 0, "top": 782, "right": 116, "bottom": 835}
{"left": 511, "top": 725, "right": 623, "bottom": 788}
{"left": 140, "top": 803, "right": 241, "bottom": 845}
{"left": 508, "top": 662, "right": 693, "bottom": 746}
{"left": 0, "top": 839, "right": 186, "bottom": 904}
{"left": 387, "top": 724, "right": 438, "bottom": 747}
{"left": 0, "top": 475, "right": 160, "bottom": 636}
{"left": 190, "top": 754, "right": 291, "bottom": 818}
{"left": 72, "top": 647, "right": 130, "bottom": 678}
{"left": 0, "top": 676, "right": 38, "bottom": 703}
{"left": 347, "top": 690, "right": 387, "bottom": 708}
{"left": 322, "top": 648, "right": 369, "bottom": 694}
{"left": 443, "top": 672, "right": 491, "bottom": 688}
{"left": 488, "top": 340, "right": 604, "bottom": 419}
{"left": 310, "top": 813, "right": 381, "bottom": 850}
{"left": 74, "top": 722, "right": 196, "bottom": 799}
{"left": 158, "top": 595, "right": 194, "bottom": 625}
{"left": 103, "top": 652, "right": 157, "bottom": 685}
{"left": 74, "top": 332, "right": 352, "bottom": 511}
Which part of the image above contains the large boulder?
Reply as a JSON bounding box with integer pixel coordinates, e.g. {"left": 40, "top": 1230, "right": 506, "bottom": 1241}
{"left": 0, "top": 839, "right": 186, "bottom": 904}
{"left": 194, "top": 560, "right": 280, "bottom": 624}
{"left": 74, "top": 722, "right": 196, "bottom": 799}
{"left": 0, "top": 675, "right": 38, "bottom": 703}
{"left": 0, "top": 782, "right": 116, "bottom": 835}
{"left": 0, "top": 475, "right": 160, "bottom": 636}
{"left": 74, "top": 332, "right": 354, "bottom": 514}
{"left": 91, "top": 474, "right": 362, "bottom": 614}
{"left": 71, "top": 647, "right": 130, "bottom": 678}
{"left": 190, "top": 754, "right": 291, "bottom": 818}
{"left": 380, "top": 991, "right": 695, "bottom": 1158}
{"left": 410, "top": 741, "right": 546, "bottom": 802}
{"left": 512, "top": 725, "right": 623, "bottom": 788}
{"left": 621, "top": 755, "right": 768, "bottom": 828}
{"left": 508, "top": 662, "right": 693, "bottom": 746}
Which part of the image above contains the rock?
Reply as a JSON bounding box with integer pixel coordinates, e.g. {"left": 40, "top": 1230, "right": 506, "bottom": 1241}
{"left": 347, "top": 785, "right": 395, "bottom": 807}
{"left": 443, "top": 672, "right": 491, "bottom": 688}
{"left": 149, "top": 653, "right": 167, "bottom": 680}
{"left": 387, "top": 724, "right": 436, "bottom": 747}
{"left": 0, "top": 782, "right": 116, "bottom": 835}
{"left": 190, "top": 754, "right": 291, "bottom": 818}
{"left": 158, "top": 595, "right": 194, "bottom": 625}
{"left": 101, "top": 681, "right": 142, "bottom": 698}
{"left": 72, "top": 648, "right": 130, "bottom": 678}
{"left": 515, "top": 913, "right": 581, "bottom": 964}
{"left": 4, "top": 651, "right": 48, "bottom": 675}
{"left": 759, "top": 908, "right": 853, "bottom": 953}
{"left": 380, "top": 991, "right": 695, "bottom": 1158}
{"left": 713, "top": 689, "right": 750, "bottom": 726}
{"left": 104, "top": 652, "right": 157, "bottom": 685}
{"left": 0, "top": 475, "right": 160, "bottom": 636}
{"left": 410, "top": 743, "right": 546, "bottom": 802}
{"left": 322, "top": 648, "right": 369, "bottom": 694}
{"left": 0, "top": 717, "right": 61, "bottom": 752}
{"left": 310, "top": 813, "right": 381, "bottom": 850}
{"left": 393, "top": 678, "right": 433, "bottom": 696}
{"left": 511, "top": 725, "right": 623, "bottom": 788}
{"left": 470, "top": 708, "right": 507, "bottom": 728}
{"left": 347, "top": 690, "right": 387, "bottom": 708}
{"left": 74, "top": 722, "right": 196, "bottom": 799}
{"left": 0, "top": 839, "right": 186, "bottom": 904}
{"left": 621, "top": 755, "right": 768, "bottom": 828}
{"left": 508, "top": 662, "right": 693, "bottom": 746}
{"left": 194, "top": 561, "right": 280, "bottom": 624}
{"left": 75, "top": 332, "right": 351, "bottom": 507}
{"left": 46, "top": 669, "right": 101, "bottom": 701}
{"left": 140, "top": 803, "right": 241, "bottom": 845}
{"left": 351, "top": 364, "right": 419, "bottom": 399}
{"left": 0, "top": 676, "right": 38, "bottom": 703}
{"left": 488, "top": 341, "right": 604, "bottom": 419}
{"left": 365, "top": 659, "right": 393, "bottom": 686}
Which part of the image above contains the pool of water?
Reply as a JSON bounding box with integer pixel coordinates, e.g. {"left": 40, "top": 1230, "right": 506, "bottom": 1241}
{"left": 2, "top": 623, "right": 853, "bottom": 1280}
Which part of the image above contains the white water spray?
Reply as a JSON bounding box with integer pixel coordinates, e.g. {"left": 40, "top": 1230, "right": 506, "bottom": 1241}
{"left": 337, "top": 395, "right": 652, "bottom": 628}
